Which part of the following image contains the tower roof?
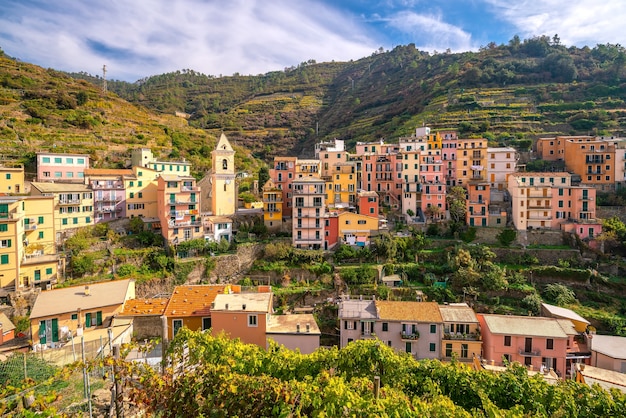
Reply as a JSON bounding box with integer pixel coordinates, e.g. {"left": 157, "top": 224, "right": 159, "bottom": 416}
{"left": 215, "top": 133, "right": 234, "bottom": 152}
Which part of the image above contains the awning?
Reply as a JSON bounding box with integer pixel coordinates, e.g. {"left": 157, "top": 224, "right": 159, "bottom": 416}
{"left": 151, "top": 222, "right": 161, "bottom": 229}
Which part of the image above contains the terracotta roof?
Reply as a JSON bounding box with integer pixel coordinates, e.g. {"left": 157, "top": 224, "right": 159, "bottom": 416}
{"left": 120, "top": 298, "right": 168, "bottom": 316}
{"left": 439, "top": 303, "right": 479, "bottom": 323}
{"left": 30, "top": 279, "right": 134, "bottom": 319}
{"left": 590, "top": 334, "right": 626, "bottom": 360}
{"left": 207, "top": 216, "right": 232, "bottom": 224}
{"left": 480, "top": 314, "right": 568, "bottom": 338}
{"left": 541, "top": 303, "right": 590, "bottom": 325}
{"left": 266, "top": 314, "right": 321, "bottom": 335}
{"left": 212, "top": 293, "right": 272, "bottom": 313}
{"left": 375, "top": 301, "right": 443, "bottom": 322}
{"left": 84, "top": 169, "right": 133, "bottom": 176}
{"left": 577, "top": 364, "right": 626, "bottom": 392}
{"left": 163, "top": 285, "right": 227, "bottom": 318}
{"left": 0, "top": 312, "right": 16, "bottom": 332}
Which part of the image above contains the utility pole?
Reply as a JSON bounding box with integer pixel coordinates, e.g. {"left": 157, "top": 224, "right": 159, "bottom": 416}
{"left": 102, "top": 65, "right": 108, "bottom": 94}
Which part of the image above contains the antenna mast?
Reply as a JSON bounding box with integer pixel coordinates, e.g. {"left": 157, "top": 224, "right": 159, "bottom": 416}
{"left": 102, "top": 65, "right": 107, "bottom": 93}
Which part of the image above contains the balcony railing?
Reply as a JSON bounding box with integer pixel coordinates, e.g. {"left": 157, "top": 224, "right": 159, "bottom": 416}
{"left": 518, "top": 347, "right": 541, "bottom": 357}
{"left": 400, "top": 331, "right": 420, "bottom": 340}
{"left": 443, "top": 333, "right": 481, "bottom": 341}
{"left": 59, "top": 199, "right": 81, "bottom": 205}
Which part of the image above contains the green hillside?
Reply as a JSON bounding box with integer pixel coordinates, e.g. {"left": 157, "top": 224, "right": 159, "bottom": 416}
{"left": 0, "top": 49, "right": 259, "bottom": 177}
{"left": 70, "top": 36, "right": 626, "bottom": 159}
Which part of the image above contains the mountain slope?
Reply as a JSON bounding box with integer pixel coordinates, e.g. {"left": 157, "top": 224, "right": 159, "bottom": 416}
{"left": 74, "top": 37, "right": 626, "bottom": 159}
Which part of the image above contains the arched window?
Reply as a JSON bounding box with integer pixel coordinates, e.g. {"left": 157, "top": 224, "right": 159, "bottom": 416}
{"left": 224, "top": 184, "right": 227, "bottom": 192}
{"left": 222, "top": 159, "right": 228, "bottom": 170}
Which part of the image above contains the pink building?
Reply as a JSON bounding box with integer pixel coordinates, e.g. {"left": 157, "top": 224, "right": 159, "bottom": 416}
{"left": 441, "top": 132, "right": 458, "bottom": 186}
{"left": 157, "top": 174, "right": 203, "bottom": 244}
{"left": 420, "top": 150, "right": 446, "bottom": 221}
{"left": 292, "top": 177, "right": 326, "bottom": 249}
{"left": 84, "top": 169, "right": 132, "bottom": 223}
{"left": 466, "top": 182, "right": 489, "bottom": 227}
{"left": 270, "top": 157, "right": 297, "bottom": 218}
{"left": 478, "top": 314, "right": 572, "bottom": 377}
{"left": 36, "top": 152, "right": 89, "bottom": 182}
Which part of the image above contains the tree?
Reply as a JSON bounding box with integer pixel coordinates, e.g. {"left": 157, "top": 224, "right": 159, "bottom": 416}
{"left": 446, "top": 186, "right": 467, "bottom": 225}
{"left": 543, "top": 283, "right": 577, "bottom": 306}
{"left": 496, "top": 228, "right": 517, "bottom": 247}
{"left": 372, "top": 233, "right": 397, "bottom": 262}
{"left": 258, "top": 166, "right": 270, "bottom": 189}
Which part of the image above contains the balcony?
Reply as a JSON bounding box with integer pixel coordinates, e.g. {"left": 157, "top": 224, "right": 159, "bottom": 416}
{"left": 443, "top": 333, "right": 481, "bottom": 341}
{"left": 168, "top": 220, "right": 202, "bottom": 228}
{"left": 100, "top": 196, "right": 121, "bottom": 203}
{"left": 400, "top": 331, "right": 420, "bottom": 341}
{"left": 519, "top": 347, "right": 541, "bottom": 357}
{"left": 181, "top": 186, "right": 199, "bottom": 192}
{"left": 578, "top": 196, "right": 593, "bottom": 201}
{"left": 58, "top": 199, "right": 80, "bottom": 205}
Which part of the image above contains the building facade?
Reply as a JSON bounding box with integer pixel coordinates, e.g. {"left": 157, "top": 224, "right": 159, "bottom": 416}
{"left": 36, "top": 152, "right": 89, "bottom": 182}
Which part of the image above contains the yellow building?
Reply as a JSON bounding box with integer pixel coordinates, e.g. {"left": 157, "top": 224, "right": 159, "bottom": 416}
{"left": 262, "top": 178, "right": 284, "bottom": 232}
{"left": 296, "top": 159, "right": 321, "bottom": 178}
{"left": 0, "top": 165, "right": 25, "bottom": 194}
{"left": 337, "top": 211, "right": 379, "bottom": 246}
{"left": 125, "top": 165, "right": 160, "bottom": 219}
{"left": 439, "top": 303, "right": 482, "bottom": 362}
{"left": 324, "top": 162, "right": 357, "bottom": 209}
{"left": 0, "top": 196, "right": 58, "bottom": 290}
{"left": 30, "top": 182, "right": 94, "bottom": 242}
{"left": 211, "top": 133, "right": 236, "bottom": 216}
{"left": 456, "top": 138, "right": 487, "bottom": 186}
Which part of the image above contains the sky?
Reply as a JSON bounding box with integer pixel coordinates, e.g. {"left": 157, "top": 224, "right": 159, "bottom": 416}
{"left": 1, "top": 0, "right": 625, "bottom": 82}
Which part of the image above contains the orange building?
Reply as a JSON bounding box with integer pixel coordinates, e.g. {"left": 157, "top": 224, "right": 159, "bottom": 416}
{"left": 156, "top": 174, "right": 202, "bottom": 244}
{"left": 162, "top": 284, "right": 228, "bottom": 340}
{"left": 211, "top": 291, "right": 273, "bottom": 347}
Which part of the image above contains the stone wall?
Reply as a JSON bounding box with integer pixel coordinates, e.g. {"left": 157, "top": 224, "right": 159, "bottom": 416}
{"left": 597, "top": 206, "right": 626, "bottom": 223}
{"left": 210, "top": 243, "right": 264, "bottom": 282}
{"left": 491, "top": 247, "right": 582, "bottom": 265}
{"left": 129, "top": 316, "right": 163, "bottom": 340}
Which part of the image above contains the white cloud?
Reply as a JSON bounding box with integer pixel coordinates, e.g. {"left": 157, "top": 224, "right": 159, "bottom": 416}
{"left": 0, "top": 0, "right": 378, "bottom": 81}
{"left": 383, "top": 10, "right": 477, "bottom": 52}
{"left": 485, "top": 0, "right": 626, "bottom": 47}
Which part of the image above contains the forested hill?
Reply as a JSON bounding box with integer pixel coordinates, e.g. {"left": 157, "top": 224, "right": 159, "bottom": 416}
{"left": 70, "top": 36, "right": 626, "bottom": 159}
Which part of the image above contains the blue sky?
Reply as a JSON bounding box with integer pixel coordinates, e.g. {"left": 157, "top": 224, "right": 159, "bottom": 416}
{"left": 1, "top": 0, "right": 625, "bottom": 82}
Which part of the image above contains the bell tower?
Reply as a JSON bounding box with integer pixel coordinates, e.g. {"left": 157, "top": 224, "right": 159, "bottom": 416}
{"left": 211, "top": 133, "right": 236, "bottom": 216}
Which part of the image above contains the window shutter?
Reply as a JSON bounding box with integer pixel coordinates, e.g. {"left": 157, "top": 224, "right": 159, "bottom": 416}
{"left": 39, "top": 321, "right": 46, "bottom": 344}
{"left": 85, "top": 313, "right": 92, "bottom": 328}
{"left": 96, "top": 311, "right": 103, "bottom": 326}
{"left": 51, "top": 319, "right": 59, "bottom": 342}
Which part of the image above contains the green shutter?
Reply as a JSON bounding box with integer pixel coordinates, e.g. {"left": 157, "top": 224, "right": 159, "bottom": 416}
{"left": 7, "top": 239, "right": 10, "bottom": 248}
{"left": 51, "top": 319, "right": 59, "bottom": 342}
{"left": 39, "top": 321, "right": 46, "bottom": 344}
{"left": 96, "top": 311, "right": 102, "bottom": 326}
{"left": 85, "top": 313, "right": 92, "bottom": 328}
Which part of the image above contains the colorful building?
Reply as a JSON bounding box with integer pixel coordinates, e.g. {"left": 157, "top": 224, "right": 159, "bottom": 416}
{"left": 439, "top": 303, "right": 482, "bottom": 362}
{"left": 84, "top": 169, "right": 132, "bottom": 223}
{"left": 30, "top": 182, "right": 94, "bottom": 241}
{"left": 131, "top": 148, "right": 192, "bottom": 176}
{"left": 324, "top": 162, "right": 357, "bottom": 209}
{"left": 262, "top": 178, "right": 284, "bottom": 233}
{"left": 29, "top": 279, "right": 135, "bottom": 348}
{"left": 124, "top": 165, "right": 160, "bottom": 219}
{"left": 211, "top": 291, "right": 273, "bottom": 348}
{"left": 466, "top": 181, "right": 490, "bottom": 227}
{"left": 487, "top": 147, "right": 518, "bottom": 190}
{"left": 455, "top": 138, "right": 487, "bottom": 187}
{"left": 36, "top": 152, "right": 89, "bottom": 182}
{"left": 156, "top": 174, "right": 203, "bottom": 244}
{"left": 210, "top": 133, "right": 236, "bottom": 216}
{"left": 0, "top": 312, "right": 16, "bottom": 345}
{"left": 478, "top": 314, "right": 571, "bottom": 376}
{"left": 507, "top": 172, "right": 601, "bottom": 239}
{"left": 292, "top": 177, "right": 326, "bottom": 249}
{"left": 336, "top": 211, "right": 379, "bottom": 247}
{"left": 270, "top": 156, "right": 297, "bottom": 219}
{"left": 0, "top": 165, "right": 25, "bottom": 194}
{"left": 161, "top": 284, "right": 227, "bottom": 340}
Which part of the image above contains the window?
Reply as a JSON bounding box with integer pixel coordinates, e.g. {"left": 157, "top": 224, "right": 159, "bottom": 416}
{"left": 54, "top": 157, "right": 62, "bottom": 164}
{"left": 546, "top": 338, "right": 554, "bottom": 350}
{"left": 429, "top": 343, "right": 436, "bottom": 352}
{"left": 73, "top": 218, "right": 78, "bottom": 224}
{"left": 0, "top": 239, "right": 12, "bottom": 248}
{"left": 405, "top": 342, "right": 412, "bottom": 353}
{"left": 0, "top": 254, "right": 8, "bottom": 264}
{"left": 78, "top": 158, "right": 85, "bottom": 164}
{"left": 0, "top": 224, "right": 7, "bottom": 232}
{"left": 38, "top": 231, "right": 44, "bottom": 239}
{"left": 62, "top": 218, "right": 68, "bottom": 225}
{"left": 5, "top": 173, "right": 10, "bottom": 180}
{"left": 46, "top": 267, "right": 53, "bottom": 275}
{"left": 504, "top": 335, "right": 511, "bottom": 346}
{"left": 173, "top": 319, "right": 183, "bottom": 336}
{"left": 445, "top": 343, "right": 453, "bottom": 357}
{"left": 71, "top": 314, "right": 78, "bottom": 320}
{"left": 382, "top": 322, "right": 388, "bottom": 332}
{"left": 202, "top": 317, "right": 212, "bottom": 331}
{"left": 248, "top": 314, "right": 258, "bottom": 327}
{"left": 222, "top": 159, "right": 228, "bottom": 170}
{"left": 430, "top": 324, "right": 436, "bottom": 334}
{"left": 461, "top": 343, "right": 468, "bottom": 358}
{"left": 38, "top": 216, "right": 44, "bottom": 224}
{"left": 85, "top": 311, "right": 103, "bottom": 328}
{"left": 42, "top": 157, "right": 50, "bottom": 163}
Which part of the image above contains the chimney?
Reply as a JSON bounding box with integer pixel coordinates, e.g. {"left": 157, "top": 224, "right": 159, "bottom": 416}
{"left": 296, "top": 323, "right": 300, "bottom": 333}
{"left": 84, "top": 286, "right": 90, "bottom": 296}
{"left": 306, "top": 323, "right": 310, "bottom": 333}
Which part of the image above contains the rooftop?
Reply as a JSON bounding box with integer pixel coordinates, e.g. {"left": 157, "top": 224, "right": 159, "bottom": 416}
{"left": 163, "top": 285, "right": 227, "bottom": 317}
{"left": 376, "top": 301, "right": 443, "bottom": 322}
{"left": 339, "top": 299, "right": 377, "bottom": 320}
{"left": 120, "top": 298, "right": 169, "bottom": 316}
{"left": 212, "top": 292, "right": 272, "bottom": 313}
{"left": 84, "top": 169, "right": 133, "bottom": 176}
{"left": 30, "top": 182, "right": 92, "bottom": 193}
{"left": 439, "top": 303, "right": 479, "bottom": 323}
{"left": 266, "top": 314, "right": 321, "bottom": 335}
{"left": 30, "top": 279, "right": 134, "bottom": 319}
{"left": 480, "top": 314, "right": 569, "bottom": 338}
{"left": 0, "top": 312, "right": 16, "bottom": 333}
{"left": 590, "top": 334, "right": 626, "bottom": 360}
{"left": 541, "top": 303, "right": 590, "bottom": 325}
